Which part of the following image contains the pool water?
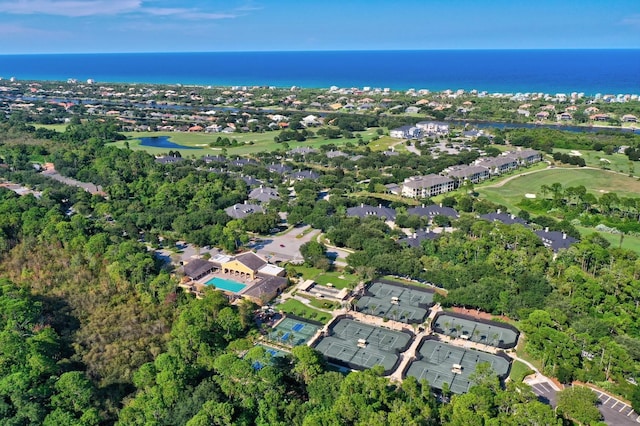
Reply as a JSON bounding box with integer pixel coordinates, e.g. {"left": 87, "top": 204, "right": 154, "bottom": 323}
{"left": 205, "top": 277, "right": 246, "bottom": 293}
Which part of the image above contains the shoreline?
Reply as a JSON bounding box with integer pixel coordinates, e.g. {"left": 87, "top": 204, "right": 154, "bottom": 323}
{"left": 0, "top": 50, "right": 638, "bottom": 95}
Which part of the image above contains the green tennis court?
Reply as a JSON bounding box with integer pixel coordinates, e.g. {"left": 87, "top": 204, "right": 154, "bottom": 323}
{"left": 432, "top": 313, "right": 519, "bottom": 349}
{"left": 356, "top": 280, "right": 434, "bottom": 323}
{"left": 314, "top": 317, "right": 412, "bottom": 374}
{"left": 270, "top": 317, "right": 320, "bottom": 346}
{"left": 404, "top": 339, "right": 511, "bottom": 394}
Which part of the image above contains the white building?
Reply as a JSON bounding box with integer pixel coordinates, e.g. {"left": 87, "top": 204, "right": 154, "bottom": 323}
{"left": 401, "top": 175, "right": 455, "bottom": 198}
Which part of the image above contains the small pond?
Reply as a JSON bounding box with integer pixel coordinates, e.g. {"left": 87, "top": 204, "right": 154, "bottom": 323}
{"left": 138, "top": 136, "right": 199, "bottom": 149}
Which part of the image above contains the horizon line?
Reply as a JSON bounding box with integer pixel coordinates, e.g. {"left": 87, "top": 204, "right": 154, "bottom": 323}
{"left": 1, "top": 47, "right": 639, "bottom": 55}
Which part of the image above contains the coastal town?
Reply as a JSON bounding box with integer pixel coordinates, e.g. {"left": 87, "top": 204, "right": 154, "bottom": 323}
{"left": 1, "top": 79, "right": 640, "bottom": 425}
{"left": 1, "top": 79, "right": 639, "bottom": 133}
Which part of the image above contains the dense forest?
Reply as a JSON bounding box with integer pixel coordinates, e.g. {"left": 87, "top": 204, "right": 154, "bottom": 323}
{"left": 1, "top": 114, "right": 640, "bottom": 424}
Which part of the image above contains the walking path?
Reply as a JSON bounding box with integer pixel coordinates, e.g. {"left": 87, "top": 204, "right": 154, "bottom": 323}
{"left": 41, "top": 163, "right": 106, "bottom": 195}
{"left": 481, "top": 164, "right": 552, "bottom": 188}
{"left": 389, "top": 330, "right": 428, "bottom": 381}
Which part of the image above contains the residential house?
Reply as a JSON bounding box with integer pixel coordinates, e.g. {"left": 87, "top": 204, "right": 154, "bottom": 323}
{"left": 401, "top": 175, "right": 455, "bottom": 198}
{"left": 416, "top": 121, "right": 450, "bottom": 135}
{"left": 480, "top": 212, "right": 528, "bottom": 226}
{"left": 202, "top": 155, "right": 226, "bottom": 164}
{"left": 407, "top": 204, "right": 460, "bottom": 220}
{"left": 400, "top": 229, "right": 441, "bottom": 248}
{"left": 622, "top": 114, "right": 638, "bottom": 123}
{"left": 390, "top": 125, "right": 423, "bottom": 139}
{"left": 288, "top": 147, "right": 318, "bottom": 156}
{"left": 155, "top": 156, "right": 184, "bottom": 165}
{"left": 230, "top": 158, "right": 257, "bottom": 168}
{"left": 249, "top": 186, "right": 279, "bottom": 203}
{"left": 225, "top": 201, "right": 264, "bottom": 219}
{"left": 241, "top": 175, "right": 263, "bottom": 187}
{"left": 302, "top": 115, "right": 320, "bottom": 126}
{"left": 346, "top": 204, "right": 396, "bottom": 221}
{"left": 268, "top": 163, "right": 292, "bottom": 174}
{"left": 326, "top": 150, "right": 348, "bottom": 159}
{"left": 287, "top": 170, "right": 320, "bottom": 182}
{"left": 534, "top": 229, "right": 579, "bottom": 252}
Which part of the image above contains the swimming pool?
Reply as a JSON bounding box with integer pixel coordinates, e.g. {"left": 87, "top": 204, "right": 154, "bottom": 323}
{"left": 205, "top": 277, "right": 246, "bottom": 293}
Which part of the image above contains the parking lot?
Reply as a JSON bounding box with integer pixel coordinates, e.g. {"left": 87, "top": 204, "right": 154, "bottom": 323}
{"left": 530, "top": 381, "right": 640, "bottom": 425}
{"left": 530, "top": 382, "right": 557, "bottom": 407}
{"left": 253, "top": 225, "right": 320, "bottom": 263}
{"left": 592, "top": 388, "right": 640, "bottom": 425}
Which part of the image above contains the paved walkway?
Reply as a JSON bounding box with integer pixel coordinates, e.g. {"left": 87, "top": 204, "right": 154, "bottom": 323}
{"left": 41, "top": 165, "right": 106, "bottom": 195}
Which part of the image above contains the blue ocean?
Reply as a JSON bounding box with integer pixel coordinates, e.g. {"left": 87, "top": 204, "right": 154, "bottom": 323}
{"left": 0, "top": 50, "right": 638, "bottom": 95}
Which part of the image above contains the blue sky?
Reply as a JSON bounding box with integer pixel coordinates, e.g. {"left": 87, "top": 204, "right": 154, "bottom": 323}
{"left": 0, "top": 0, "right": 638, "bottom": 53}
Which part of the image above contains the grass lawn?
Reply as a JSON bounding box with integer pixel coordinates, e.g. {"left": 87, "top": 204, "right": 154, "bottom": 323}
{"left": 275, "top": 299, "right": 332, "bottom": 323}
{"left": 576, "top": 226, "right": 640, "bottom": 253}
{"left": 297, "top": 294, "right": 340, "bottom": 310}
{"left": 553, "top": 148, "right": 637, "bottom": 174}
{"left": 36, "top": 124, "right": 68, "bottom": 132}
{"left": 477, "top": 167, "right": 640, "bottom": 213}
{"left": 509, "top": 360, "right": 535, "bottom": 383}
{"left": 291, "top": 266, "right": 358, "bottom": 290}
{"left": 112, "top": 128, "right": 379, "bottom": 157}
{"left": 313, "top": 271, "right": 358, "bottom": 290}
{"left": 367, "top": 135, "right": 397, "bottom": 151}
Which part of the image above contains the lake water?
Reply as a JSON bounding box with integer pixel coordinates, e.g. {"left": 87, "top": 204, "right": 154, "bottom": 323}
{"left": 138, "top": 136, "right": 199, "bottom": 149}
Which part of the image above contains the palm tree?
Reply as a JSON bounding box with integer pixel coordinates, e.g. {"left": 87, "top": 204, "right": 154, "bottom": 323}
{"left": 455, "top": 324, "right": 463, "bottom": 338}
{"left": 492, "top": 333, "right": 500, "bottom": 346}
{"left": 285, "top": 333, "right": 294, "bottom": 347}
{"left": 539, "top": 184, "right": 551, "bottom": 199}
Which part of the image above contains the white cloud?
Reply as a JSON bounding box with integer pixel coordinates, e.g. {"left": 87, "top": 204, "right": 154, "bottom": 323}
{"left": 0, "top": 22, "right": 69, "bottom": 38}
{"left": 144, "top": 7, "right": 236, "bottom": 20}
{"left": 0, "top": 0, "right": 240, "bottom": 19}
{"left": 620, "top": 14, "right": 640, "bottom": 28}
{"left": 0, "top": 0, "right": 142, "bottom": 17}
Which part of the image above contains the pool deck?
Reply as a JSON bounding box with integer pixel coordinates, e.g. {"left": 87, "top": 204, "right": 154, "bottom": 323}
{"left": 195, "top": 271, "right": 263, "bottom": 295}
